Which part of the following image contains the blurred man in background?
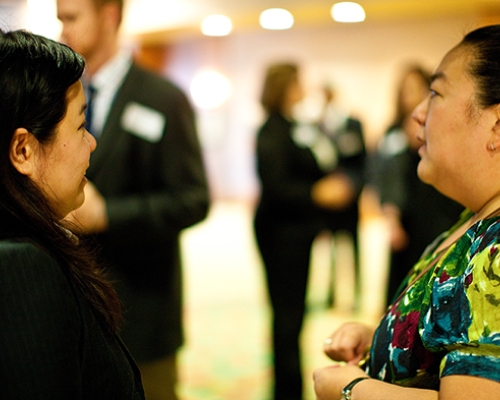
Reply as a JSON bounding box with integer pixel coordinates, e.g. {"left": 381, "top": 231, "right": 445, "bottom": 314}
{"left": 57, "top": 0, "right": 210, "bottom": 399}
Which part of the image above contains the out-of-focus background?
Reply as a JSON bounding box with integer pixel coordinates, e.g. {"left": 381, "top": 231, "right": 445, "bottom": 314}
{"left": 3, "top": 1, "right": 500, "bottom": 201}
{"left": 2, "top": 1, "right": 499, "bottom": 399}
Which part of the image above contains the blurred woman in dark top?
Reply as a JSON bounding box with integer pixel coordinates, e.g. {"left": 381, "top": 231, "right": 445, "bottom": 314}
{"left": 254, "top": 62, "right": 365, "bottom": 400}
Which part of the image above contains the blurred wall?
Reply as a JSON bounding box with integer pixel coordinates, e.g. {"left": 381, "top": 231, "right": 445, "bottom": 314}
{"left": 0, "top": 0, "right": 26, "bottom": 31}
{"left": 0, "top": 3, "right": 487, "bottom": 200}
{"left": 157, "top": 16, "right": 477, "bottom": 200}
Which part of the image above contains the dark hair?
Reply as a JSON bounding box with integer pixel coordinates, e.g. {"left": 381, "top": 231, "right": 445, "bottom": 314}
{"left": 393, "top": 64, "right": 431, "bottom": 127}
{"left": 460, "top": 24, "right": 500, "bottom": 109}
{"left": 260, "top": 63, "right": 298, "bottom": 114}
{"left": 0, "top": 29, "right": 121, "bottom": 332}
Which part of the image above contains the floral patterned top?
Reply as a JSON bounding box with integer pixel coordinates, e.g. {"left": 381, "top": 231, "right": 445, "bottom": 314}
{"left": 366, "top": 210, "right": 500, "bottom": 389}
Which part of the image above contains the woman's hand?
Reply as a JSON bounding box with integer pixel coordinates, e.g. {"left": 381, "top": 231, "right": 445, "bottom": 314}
{"left": 313, "top": 364, "right": 369, "bottom": 400}
{"left": 311, "top": 173, "right": 355, "bottom": 210}
{"left": 323, "top": 322, "right": 374, "bottom": 365}
{"left": 381, "top": 203, "right": 409, "bottom": 251}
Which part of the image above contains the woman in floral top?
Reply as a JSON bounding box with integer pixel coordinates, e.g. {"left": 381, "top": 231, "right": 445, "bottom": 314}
{"left": 314, "top": 24, "right": 500, "bottom": 400}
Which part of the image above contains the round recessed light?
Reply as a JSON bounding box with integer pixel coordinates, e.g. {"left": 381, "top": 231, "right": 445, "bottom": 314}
{"left": 331, "top": 2, "right": 366, "bottom": 23}
{"left": 259, "top": 8, "right": 294, "bottom": 30}
{"left": 201, "top": 14, "right": 233, "bottom": 36}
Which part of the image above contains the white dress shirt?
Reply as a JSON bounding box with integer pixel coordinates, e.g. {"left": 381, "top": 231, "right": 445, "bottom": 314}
{"left": 85, "top": 48, "right": 133, "bottom": 137}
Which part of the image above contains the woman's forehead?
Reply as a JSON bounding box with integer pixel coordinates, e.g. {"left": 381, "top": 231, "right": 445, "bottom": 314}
{"left": 433, "top": 47, "right": 470, "bottom": 84}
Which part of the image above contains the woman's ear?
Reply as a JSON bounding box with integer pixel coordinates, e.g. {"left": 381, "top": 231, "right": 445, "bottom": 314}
{"left": 490, "top": 105, "right": 500, "bottom": 152}
{"left": 494, "top": 105, "right": 500, "bottom": 132}
{"left": 9, "top": 128, "right": 37, "bottom": 176}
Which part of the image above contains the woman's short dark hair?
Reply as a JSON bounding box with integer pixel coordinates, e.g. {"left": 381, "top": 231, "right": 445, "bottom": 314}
{"left": 461, "top": 24, "right": 500, "bottom": 109}
{"left": 0, "top": 30, "right": 121, "bottom": 332}
{"left": 260, "top": 63, "right": 298, "bottom": 114}
{"left": 393, "top": 64, "right": 431, "bottom": 127}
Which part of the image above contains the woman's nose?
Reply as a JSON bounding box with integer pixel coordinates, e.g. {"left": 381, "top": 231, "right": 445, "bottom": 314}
{"left": 412, "top": 96, "right": 428, "bottom": 126}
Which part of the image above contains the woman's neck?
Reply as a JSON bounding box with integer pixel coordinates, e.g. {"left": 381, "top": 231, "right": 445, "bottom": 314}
{"left": 434, "top": 195, "right": 500, "bottom": 254}
{"left": 470, "top": 194, "right": 500, "bottom": 224}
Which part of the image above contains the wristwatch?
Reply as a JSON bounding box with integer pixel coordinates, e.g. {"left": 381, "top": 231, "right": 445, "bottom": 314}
{"left": 340, "top": 377, "right": 369, "bottom": 400}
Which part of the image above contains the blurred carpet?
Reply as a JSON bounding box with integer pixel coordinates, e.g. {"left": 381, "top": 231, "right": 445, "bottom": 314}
{"left": 178, "top": 199, "right": 388, "bottom": 400}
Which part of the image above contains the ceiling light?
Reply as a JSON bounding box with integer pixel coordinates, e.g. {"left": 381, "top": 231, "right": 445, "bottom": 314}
{"left": 26, "top": 0, "right": 61, "bottom": 39}
{"left": 190, "top": 70, "right": 232, "bottom": 110}
{"left": 331, "top": 2, "right": 366, "bottom": 23}
{"left": 201, "top": 14, "right": 233, "bottom": 36}
{"left": 259, "top": 8, "right": 294, "bottom": 30}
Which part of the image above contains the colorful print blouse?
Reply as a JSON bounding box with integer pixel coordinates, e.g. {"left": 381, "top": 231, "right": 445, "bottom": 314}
{"left": 367, "top": 210, "right": 500, "bottom": 389}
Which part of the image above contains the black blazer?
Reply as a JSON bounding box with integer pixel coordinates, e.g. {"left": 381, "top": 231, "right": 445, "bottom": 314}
{"left": 0, "top": 240, "right": 144, "bottom": 400}
{"left": 87, "top": 63, "right": 209, "bottom": 361}
{"left": 255, "top": 112, "right": 365, "bottom": 237}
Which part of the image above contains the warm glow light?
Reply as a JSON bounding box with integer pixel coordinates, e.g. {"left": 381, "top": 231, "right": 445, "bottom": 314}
{"left": 201, "top": 14, "right": 233, "bottom": 36}
{"left": 331, "top": 2, "right": 366, "bottom": 23}
{"left": 190, "top": 70, "right": 232, "bottom": 110}
{"left": 124, "top": 0, "right": 196, "bottom": 35}
{"left": 26, "top": 0, "right": 61, "bottom": 39}
{"left": 259, "top": 8, "right": 294, "bottom": 30}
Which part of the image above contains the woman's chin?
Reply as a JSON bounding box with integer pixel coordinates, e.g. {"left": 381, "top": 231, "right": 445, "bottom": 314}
{"left": 70, "top": 194, "right": 85, "bottom": 216}
{"left": 417, "top": 161, "right": 432, "bottom": 185}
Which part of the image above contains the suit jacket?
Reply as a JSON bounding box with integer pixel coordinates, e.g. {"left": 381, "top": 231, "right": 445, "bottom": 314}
{"left": 87, "top": 63, "right": 209, "bottom": 361}
{"left": 254, "top": 112, "right": 365, "bottom": 239}
{"left": 0, "top": 239, "right": 144, "bottom": 400}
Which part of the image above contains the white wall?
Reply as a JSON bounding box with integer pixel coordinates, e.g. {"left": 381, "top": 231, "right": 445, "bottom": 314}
{"left": 0, "top": 0, "right": 26, "bottom": 31}
{"left": 164, "top": 16, "right": 477, "bottom": 199}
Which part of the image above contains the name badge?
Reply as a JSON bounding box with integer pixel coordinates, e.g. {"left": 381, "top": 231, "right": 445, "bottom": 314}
{"left": 121, "top": 102, "right": 166, "bottom": 143}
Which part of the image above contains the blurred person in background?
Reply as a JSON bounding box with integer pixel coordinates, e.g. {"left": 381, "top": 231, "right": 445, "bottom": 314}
{"left": 316, "top": 83, "right": 366, "bottom": 307}
{"left": 57, "top": 0, "right": 209, "bottom": 399}
{"left": 254, "top": 62, "right": 365, "bottom": 400}
{"left": 373, "top": 64, "right": 463, "bottom": 306}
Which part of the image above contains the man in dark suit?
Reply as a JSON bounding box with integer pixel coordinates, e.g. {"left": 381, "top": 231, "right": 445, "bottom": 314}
{"left": 57, "top": 0, "right": 209, "bottom": 399}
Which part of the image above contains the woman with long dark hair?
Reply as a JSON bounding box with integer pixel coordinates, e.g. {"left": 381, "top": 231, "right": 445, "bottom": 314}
{"left": 0, "top": 29, "right": 144, "bottom": 399}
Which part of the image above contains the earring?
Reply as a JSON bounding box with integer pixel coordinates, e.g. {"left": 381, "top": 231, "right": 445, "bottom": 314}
{"left": 490, "top": 142, "right": 496, "bottom": 152}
